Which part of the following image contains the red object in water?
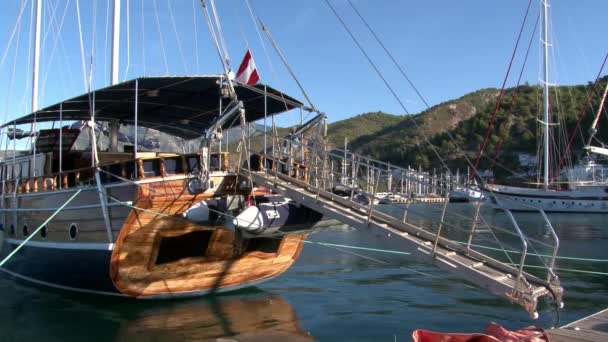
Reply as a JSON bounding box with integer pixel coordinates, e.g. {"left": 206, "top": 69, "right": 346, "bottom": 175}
{"left": 412, "top": 322, "right": 548, "bottom": 342}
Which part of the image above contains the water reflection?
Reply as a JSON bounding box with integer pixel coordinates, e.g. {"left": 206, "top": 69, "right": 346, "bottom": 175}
{"left": 0, "top": 280, "right": 312, "bottom": 342}
{"left": 113, "top": 291, "right": 312, "bottom": 341}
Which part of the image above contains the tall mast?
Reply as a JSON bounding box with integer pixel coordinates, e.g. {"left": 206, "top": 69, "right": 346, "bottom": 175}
{"left": 111, "top": 0, "right": 121, "bottom": 85}
{"left": 109, "top": 0, "right": 121, "bottom": 152}
{"left": 32, "top": 0, "right": 42, "bottom": 112}
{"left": 542, "top": 0, "right": 550, "bottom": 190}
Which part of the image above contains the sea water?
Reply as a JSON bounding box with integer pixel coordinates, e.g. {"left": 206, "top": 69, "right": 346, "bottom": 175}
{"left": 0, "top": 203, "right": 606, "bottom": 341}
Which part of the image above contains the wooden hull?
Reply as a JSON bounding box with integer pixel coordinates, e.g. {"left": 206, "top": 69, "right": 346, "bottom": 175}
{"left": 0, "top": 173, "right": 307, "bottom": 297}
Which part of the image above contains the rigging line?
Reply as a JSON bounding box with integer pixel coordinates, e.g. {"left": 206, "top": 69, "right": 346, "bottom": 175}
{"left": 141, "top": 0, "right": 146, "bottom": 75}
{"left": 259, "top": 18, "right": 319, "bottom": 114}
{"left": 199, "top": 0, "right": 235, "bottom": 97}
{"left": 475, "top": 0, "right": 534, "bottom": 171}
{"left": 103, "top": 0, "right": 110, "bottom": 84}
{"left": 5, "top": 1, "right": 23, "bottom": 125}
{"left": 17, "top": 0, "right": 35, "bottom": 117}
{"left": 243, "top": 0, "right": 293, "bottom": 116}
{"left": 490, "top": 13, "right": 540, "bottom": 172}
{"left": 324, "top": 0, "right": 457, "bottom": 176}
{"left": 167, "top": 0, "right": 189, "bottom": 74}
{"left": 209, "top": 0, "right": 231, "bottom": 68}
{"left": 0, "top": 0, "right": 29, "bottom": 68}
{"left": 346, "top": 0, "right": 430, "bottom": 109}
{"left": 192, "top": 0, "right": 200, "bottom": 73}
{"left": 0, "top": 189, "right": 83, "bottom": 267}
{"left": 152, "top": 0, "right": 169, "bottom": 75}
{"left": 558, "top": 52, "right": 608, "bottom": 171}
{"left": 123, "top": 0, "right": 130, "bottom": 80}
{"left": 40, "top": 0, "right": 71, "bottom": 100}
{"left": 76, "top": 0, "right": 89, "bottom": 92}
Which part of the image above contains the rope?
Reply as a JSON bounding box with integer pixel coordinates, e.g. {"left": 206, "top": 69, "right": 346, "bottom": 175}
{"left": 167, "top": 0, "right": 188, "bottom": 74}
{"left": 558, "top": 52, "right": 608, "bottom": 171}
{"left": 0, "top": 189, "right": 83, "bottom": 267}
{"left": 490, "top": 13, "right": 539, "bottom": 172}
{"left": 123, "top": 0, "right": 131, "bottom": 80}
{"left": 346, "top": 0, "right": 430, "bottom": 109}
{"left": 152, "top": 0, "right": 169, "bottom": 75}
{"left": 75, "top": 0, "right": 88, "bottom": 92}
{"left": 475, "top": 0, "right": 534, "bottom": 171}
{"left": 0, "top": 0, "right": 29, "bottom": 68}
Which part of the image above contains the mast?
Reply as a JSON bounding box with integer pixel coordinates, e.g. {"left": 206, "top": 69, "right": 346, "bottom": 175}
{"left": 32, "top": 0, "right": 42, "bottom": 112}
{"left": 542, "top": 0, "right": 550, "bottom": 190}
{"left": 111, "top": 0, "right": 121, "bottom": 85}
{"left": 110, "top": 0, "right": 121, "bottom": 152}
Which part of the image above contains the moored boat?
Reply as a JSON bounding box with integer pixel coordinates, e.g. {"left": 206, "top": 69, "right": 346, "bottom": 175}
{"left": 0, "top": 75, "right": 314, "bottom": 297}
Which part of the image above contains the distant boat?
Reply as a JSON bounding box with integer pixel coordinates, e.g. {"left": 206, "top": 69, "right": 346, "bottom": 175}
{"left": 483, "top": 0, "right": 608, "bottom": 213}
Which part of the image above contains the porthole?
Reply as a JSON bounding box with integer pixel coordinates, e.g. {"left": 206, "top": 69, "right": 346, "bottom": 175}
{"left": 69, "top": 223, "right": 78, "bottom": 240}
{"left": 22, "top": 224, "right": 29, "bottom": 237}
{"left": 40, "top": 225, "right": 47, "bottom": 239}
{"left": 10, "top": 224, "right": 15, "bottom": 236}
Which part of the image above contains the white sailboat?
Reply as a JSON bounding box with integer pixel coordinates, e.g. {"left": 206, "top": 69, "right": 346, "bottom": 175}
{"left": 484, "top": 0, "right": 608, "bottom": 213}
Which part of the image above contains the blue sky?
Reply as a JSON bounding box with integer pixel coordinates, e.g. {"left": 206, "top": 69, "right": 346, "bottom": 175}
{"left": 1, "top": 0, "right": 607, "bottom": 128}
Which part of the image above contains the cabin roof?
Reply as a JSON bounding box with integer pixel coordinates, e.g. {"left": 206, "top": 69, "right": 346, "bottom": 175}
{"left": 2, "top": 76, "right": 304, "bottom": 140}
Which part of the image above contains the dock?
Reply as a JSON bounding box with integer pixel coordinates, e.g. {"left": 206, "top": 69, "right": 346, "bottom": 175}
{"left": 546, "top": 308, "right": 608, "bottom": 341}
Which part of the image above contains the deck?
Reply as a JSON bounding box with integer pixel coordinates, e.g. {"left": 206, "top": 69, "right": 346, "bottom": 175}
{"left": 546, "top": 308, "right": 608, "bottom": 341}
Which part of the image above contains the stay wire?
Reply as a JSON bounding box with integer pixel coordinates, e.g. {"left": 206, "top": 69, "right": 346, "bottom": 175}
{"left": 152, "top": 0, "right": 169, "bottom": 75}
{"left": 324, "top": 0, "right": 460, "bottom": 178}
{"left": 167, "top": 0, "right": 189, "bottom": 74}
{"left": 346, "top": 0, "right": 430, "bottom": 109}
{"left": 0, "top": 0, "right": 29, "bottom": 68}
{"left": 490, "top": 12, "right": 540, "bottom": 172}
{"left": 475, "top": 0, "right": 534, "bottom": 171}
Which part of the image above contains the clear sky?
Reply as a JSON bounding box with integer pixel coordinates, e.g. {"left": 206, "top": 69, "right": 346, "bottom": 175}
{"left": 1, "top": 0, "right": 607, "bottom": 128}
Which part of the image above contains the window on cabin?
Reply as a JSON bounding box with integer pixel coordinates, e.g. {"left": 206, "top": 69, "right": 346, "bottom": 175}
{"left": 163, "top": 158, "right": 182, "bottom": 175}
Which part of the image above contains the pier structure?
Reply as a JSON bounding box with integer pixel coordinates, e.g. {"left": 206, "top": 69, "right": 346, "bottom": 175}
{"left": 242, "top": 135, "right": 563, "bottom": 318}
{"left": 547, "top": 308, "right": 608, "bottom": 341}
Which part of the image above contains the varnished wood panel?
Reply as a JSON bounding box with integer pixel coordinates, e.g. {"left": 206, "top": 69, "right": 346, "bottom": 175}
{"left": 110, "top": 176, "right": 307, "bottom": 297}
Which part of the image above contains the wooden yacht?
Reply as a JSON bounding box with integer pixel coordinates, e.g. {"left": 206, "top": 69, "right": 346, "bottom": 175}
{"left": 0, "top": 76, "right": 316, "bottom": 297}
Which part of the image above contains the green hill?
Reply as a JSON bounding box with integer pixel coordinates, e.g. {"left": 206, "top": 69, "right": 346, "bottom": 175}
{"left": 325, "top": 77, "right": 608, "bottom": 182}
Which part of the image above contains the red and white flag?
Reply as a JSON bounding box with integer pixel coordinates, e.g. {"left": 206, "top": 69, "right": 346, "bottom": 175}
{"left": 235, "top": 49, "right": 260, "bottom": 85}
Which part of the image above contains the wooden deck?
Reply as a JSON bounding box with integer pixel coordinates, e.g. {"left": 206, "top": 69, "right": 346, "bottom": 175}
{"left": 546, "top": 308, "right": 608, "bottom": 341}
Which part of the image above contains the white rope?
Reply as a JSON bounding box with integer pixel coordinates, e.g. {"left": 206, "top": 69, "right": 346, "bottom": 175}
{"left": 167, "top": 0, "right": 188, "bottom": 74}
{"left": 122, "top": 0, "right": 131, "bottom": 81}
{"left": 0, "top": 189, "right": 83, "bottom": 267}
{"left": 209, "top": 0, "right": 231, "bottom": 67}
{"left": 4, "top": 1, "right": 24, "bottom": 125}
{"left": 40, "top": 0, "right": 70, "bottom": 101}
{"left": 14, "top": 0, "right": 35, "bottom": 119}
{"left": 0, "top": 0, "right": 29, "bottom": 68}
{"left": 75, "top": 0, "right": 89, "bottom": 92}
{"left": 102, "top": 0, "right": 111, "bottom": 84}
{"left": 192, "top": 0, "right": 200, "bottom": 73}
{"left": 140, "top": 0, "right": 146, "bottom": 75}
{"left": 152, "top": 0, "right": 169, "bottom": 75}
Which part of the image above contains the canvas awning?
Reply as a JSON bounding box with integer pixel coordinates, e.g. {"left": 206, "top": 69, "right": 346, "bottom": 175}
{"left": 2, "top": 76, "right": 305, "bottom": 140}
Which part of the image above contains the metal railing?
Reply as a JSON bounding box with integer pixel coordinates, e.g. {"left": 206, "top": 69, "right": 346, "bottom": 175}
{"left": 256, "top": 136, "right": 561, "bottom": 292}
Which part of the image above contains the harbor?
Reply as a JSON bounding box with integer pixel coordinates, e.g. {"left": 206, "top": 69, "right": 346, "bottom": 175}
{"left": 0, "top": 205, "right": 607, "bottom": 340}
{"left": 547, "top": 308, "right": 608, "bottom": 342}
{"left": 0, "top": 0, "right": 607, "bottom": 341}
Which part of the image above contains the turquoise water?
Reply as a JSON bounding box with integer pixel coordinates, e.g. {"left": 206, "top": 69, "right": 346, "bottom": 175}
{"left": 1, "top": 203, "right": 606, "bottom": 341}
